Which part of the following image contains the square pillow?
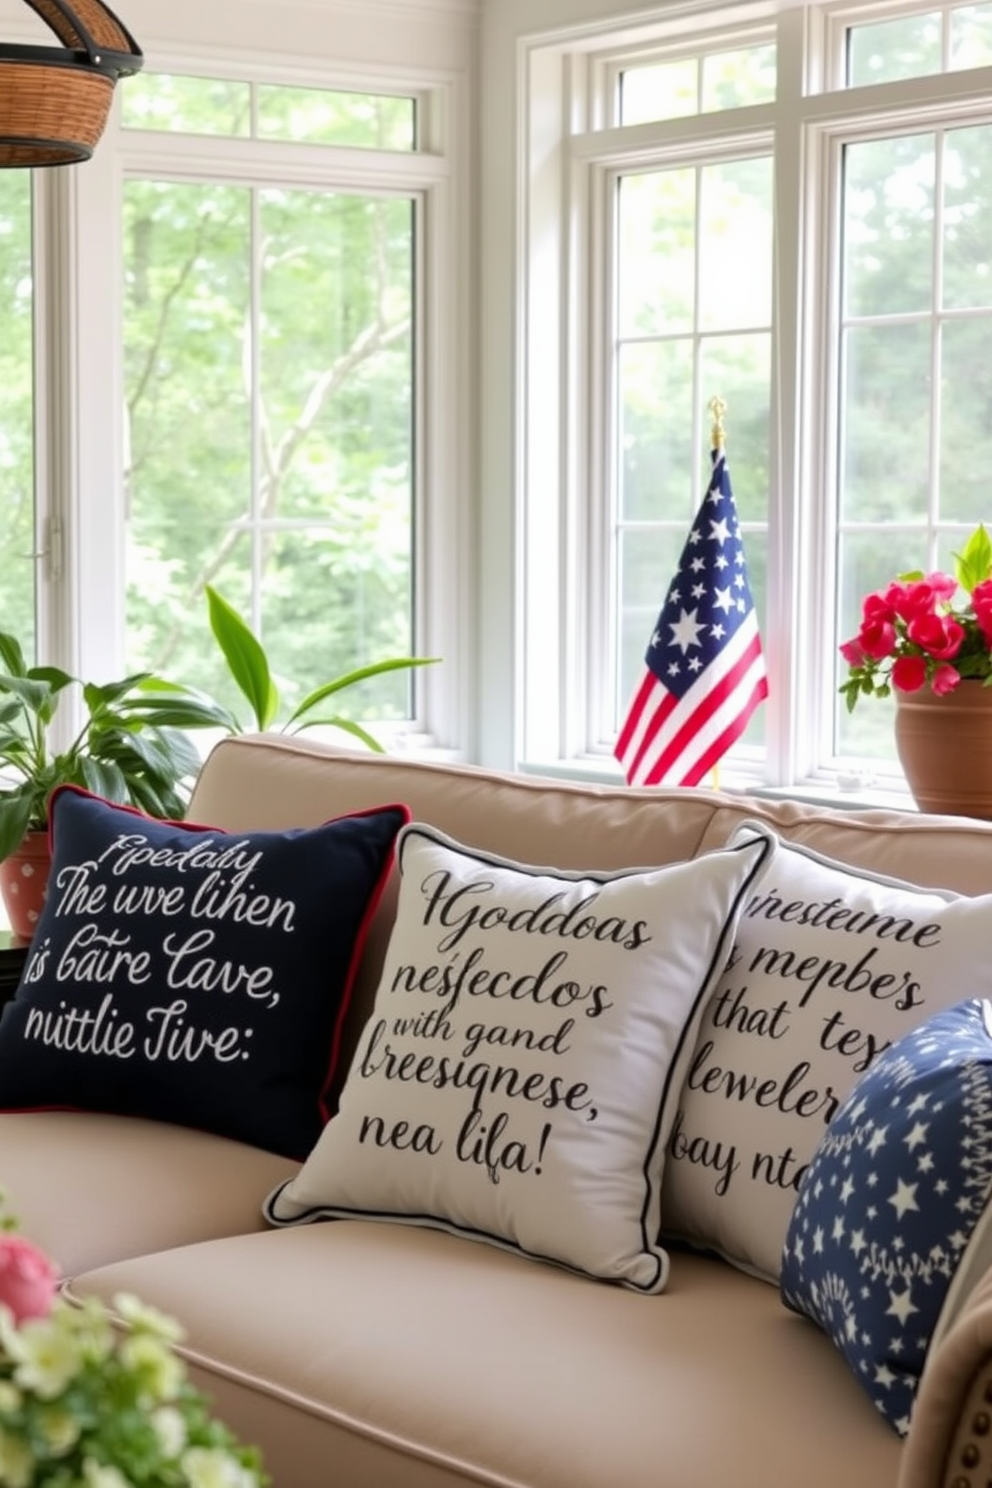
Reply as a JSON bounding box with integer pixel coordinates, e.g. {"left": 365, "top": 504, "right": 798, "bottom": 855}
{"left": 661, "top": 824, "right": 992, "bottom": 1284}
{"left": 264, "top": 820, "right": 774, "bottom": 1292}
{"left": 0, "top": 786, "right": 409, "bottom": 1158}
{"left": 780, "top": 998, "right": 992, "bottom": 1437}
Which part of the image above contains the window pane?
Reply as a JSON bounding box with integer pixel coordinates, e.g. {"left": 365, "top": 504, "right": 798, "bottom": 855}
{"left": 950, "top": 4, "right": 992, "bottom": 67}
{"left": 620, "top": 43, "right": 775, "bottom": 126}
{"left": 620, "top": 59, "right": 698, "bottom": 126}
{"left": 257, "top": 86, "right": 415, "bottom": 150}
{"left": 847, "top": 13, "right": 943, "bottom": 86}
{"left": 0, "top": 175, "right": 34, "bottom": 656}
{"left": 840, "top": 322, "right": 932, "bottom": 523}
{"left": 618, "top": 168, "right": 696, "bottom": 337}
{"left": 619, "top": 341, "right": 695, "bottom": 522}
{"left": 940, "top": 318, "right": 992, "bottom": 522}
{"left": 843, "top": 135, "right": 935, "bottom": 319}
{"left": 123, "top": 180, "right": 416, "bottom": 723}
{"left": 698, "top": 156, "right": 773, "bottom": 331}
{"left": 123, "top": 180, "right": 251, "bottom": 711}
{"left": 121, "top": 74, "right": 251, "bottom": 135}
{"left": 699, "top": 337, "right": 771, "bottom": 523}
{"left": 943, "top": 124, "right": 992, "bottom": 309}
{"left": 700, "top": 45, "right": 776, "bottom": 111}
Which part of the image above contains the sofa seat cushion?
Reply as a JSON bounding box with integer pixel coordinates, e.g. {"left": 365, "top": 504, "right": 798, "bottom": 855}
{"left": 0, "top": 1111, "right": 299, "bottom": 1277}
{"left": 66, "top": 1222, "right": 900, "bottom": 1488}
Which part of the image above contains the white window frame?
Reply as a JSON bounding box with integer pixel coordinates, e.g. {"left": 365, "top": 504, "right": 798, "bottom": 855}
{"left": 30, "top": 47, "right": 473, "bottom": 757}
{"left": 516, "top": 0, "right": 992, "bottom": 802}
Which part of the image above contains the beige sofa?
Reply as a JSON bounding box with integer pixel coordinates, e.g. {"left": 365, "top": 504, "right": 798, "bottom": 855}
{"left": 3, "top": 732, "right": 992, "bottom": 1488}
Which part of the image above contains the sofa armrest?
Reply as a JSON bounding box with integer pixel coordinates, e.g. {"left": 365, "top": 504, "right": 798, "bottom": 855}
{"left": 899, "top": 1270, "right": 992, "bottom": 1488}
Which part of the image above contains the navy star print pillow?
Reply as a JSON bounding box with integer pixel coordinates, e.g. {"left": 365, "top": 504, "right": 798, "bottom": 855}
{"left": 780, "top": 998, "right": 992, "bottom": 1436}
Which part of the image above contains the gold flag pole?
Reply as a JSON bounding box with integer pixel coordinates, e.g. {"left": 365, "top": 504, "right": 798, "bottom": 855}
{"left": 707, "top": 396, "right": 726, "bottom": 792}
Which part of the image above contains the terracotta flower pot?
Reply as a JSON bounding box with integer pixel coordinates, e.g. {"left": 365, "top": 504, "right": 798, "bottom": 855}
{"left": 894, "top": 682, "right": 992, "bottom": 819}
{"left": 0, "top": 831, "right": 51, "bottom": 942}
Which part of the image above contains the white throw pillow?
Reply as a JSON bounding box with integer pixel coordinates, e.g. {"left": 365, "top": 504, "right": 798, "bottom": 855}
{"left": 265, "top": 821, "right": 773, "bottom": 1292}
{"left": 662, "top": 822, "right": 992, "bottom": 1283}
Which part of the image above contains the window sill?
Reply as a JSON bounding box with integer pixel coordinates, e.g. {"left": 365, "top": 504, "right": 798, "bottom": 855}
{"left": 517, "top": 758, "right": 917, "bottom": 815}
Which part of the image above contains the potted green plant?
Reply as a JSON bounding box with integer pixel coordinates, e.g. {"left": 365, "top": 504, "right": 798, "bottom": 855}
{"left": 204, "top": 585, "right": 438, "bottom": 748}
{"left": 0, "top": 627, "right": 234, "bottom": 938}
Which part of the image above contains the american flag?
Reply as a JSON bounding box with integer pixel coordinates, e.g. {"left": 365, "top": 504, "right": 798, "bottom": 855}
{"left": 614, "top": 443, "right": 768, "bottom": 788}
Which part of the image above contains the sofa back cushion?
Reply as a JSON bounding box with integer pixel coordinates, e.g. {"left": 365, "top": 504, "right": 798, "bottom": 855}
{"left": 188, "top": 737, "right": 992, "bottom": 1111}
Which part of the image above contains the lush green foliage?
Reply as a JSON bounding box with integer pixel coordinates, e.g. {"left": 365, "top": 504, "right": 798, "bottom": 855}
{"left": 0, "top": 630, "right": 234, "bottom": 862}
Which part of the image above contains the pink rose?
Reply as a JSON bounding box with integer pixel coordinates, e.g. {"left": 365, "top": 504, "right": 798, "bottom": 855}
{"left": 890, "top": 574, "right": 956, "bottom": 621}
{"left": 906, "top": 613, "right": 964, "bottom": 660}
{"left": 858, "top": 617, "right": 898, "bottom": 660}
{"left": 920, "top": 571, "right": 958, "bottom": 605}
{"left": 892, "top": 654, "right": 927, "bottom": 692}
{"left": 839, "top": 637, "right": 866, "bottom": 667}
{"left": 0, "top": 1234, "right": 58, "bottom": 1323}
{"left": 931, "top": 663, "right": 961, "bottom": 695}
{"left": 862, "top": 590, "right": 896, "bottom": 624}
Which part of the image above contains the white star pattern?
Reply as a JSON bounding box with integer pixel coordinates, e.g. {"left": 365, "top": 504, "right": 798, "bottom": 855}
{"left": 779, "top": 1002, "right": 992, "bottom": 1440}
{"left": 668, "top": 609, "right": 705, "bottom": 654}
{"left": 888, "top": 1180, "right": 919, "bottom": 1219}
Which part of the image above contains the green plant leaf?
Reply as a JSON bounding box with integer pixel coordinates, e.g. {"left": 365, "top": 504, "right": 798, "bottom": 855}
{"left": 0, "top": 673, "right": 62, "bottom": 722}
{"left": 0, "top": 794, "right": 41, "bottom": 861}
{"left": 78, "top": 757, "right": 130, "bottom": 804}
{"left": 954, "top": 523, "right": 992, "bottom": 594}
{"left": 205, "top": 586, "right": 279, "bottom": 731}
{"left": 122, "top": 681, "right": 239, "bottom": 732}
{"left": 288, "top": 713, "right": 386, "bottom": 751}
{"left": 0, "top": 630, "right": 26, "bottom": 677}
{"left": 286, "top": 655, "right": 439, "bottom": 730}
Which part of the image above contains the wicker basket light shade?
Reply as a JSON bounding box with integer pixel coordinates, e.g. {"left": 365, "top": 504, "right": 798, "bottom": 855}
{"left": 0, "top": 0, "right": 142, "bottom": 167}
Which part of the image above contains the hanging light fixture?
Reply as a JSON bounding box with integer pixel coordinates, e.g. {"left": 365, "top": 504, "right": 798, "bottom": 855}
{"left": 0, "top": 0, "right": 143, "bottom": 167}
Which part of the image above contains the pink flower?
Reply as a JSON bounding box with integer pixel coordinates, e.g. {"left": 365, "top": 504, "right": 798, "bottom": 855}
{"left": 839, "top": 637, "right": 866, "bottom": 668}
{"left": 906, "top": 613, "right": 965, "bottom": 660}
{"left": 858, "top": 617, "right": 898, "bottom": 660}
{"left": 0, "top": 1234, "right": 58, "bottom": 1323}
{"left": 891, "top": 654, "right": 927, "bottom": 692}
{"left": 931, "top": 663, "right": 961, "bottom": 695}
{"left": 973, "top": 580, "right": 992, "bottom": 644}
{"left": 862, "top": 590, "right": 896, "bottom": 624}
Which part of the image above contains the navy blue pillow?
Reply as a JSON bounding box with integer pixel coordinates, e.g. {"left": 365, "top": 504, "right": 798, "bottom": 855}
{"left": 780, "top": 999, "right": 992, "bottom": 1437}
{"left": 0, "top": 786, "right": 409, "bottom": 1158}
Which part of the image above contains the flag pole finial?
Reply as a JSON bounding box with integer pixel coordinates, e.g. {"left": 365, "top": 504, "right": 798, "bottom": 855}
{"left": 708, "top": 396, "right": 727, "bottom": 451}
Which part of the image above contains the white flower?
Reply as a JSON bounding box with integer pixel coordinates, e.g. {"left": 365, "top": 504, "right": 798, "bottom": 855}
{"left": 38, "top": 1404, "right": 80, "bottom": 1455}
{"left": 62, "top": 1296, "right": 115, "bottom": 1363}
{"left": 82, "top": 1459, "right": 135, "bottom": 1488}
{"left": 7, "top": 1314, "right": 82, "bottom": 1399}
{"left": 151, "top": 1404, "right": 187, "bottom": 1459}
{"left": 0, "top": 1425, "right": 34, "bottom": 1488}
{"left": 181, "top": 1446, "right": 259, "bottom": 1488}
{"left": 0, "top": 1383, "right": 21, "bottom": 1414}
{"left": 115, "top": 1293, "right": 185, "bottom": 1344}
{"left": 120, "top": 1331, "right": 185, "bottom": 1403}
